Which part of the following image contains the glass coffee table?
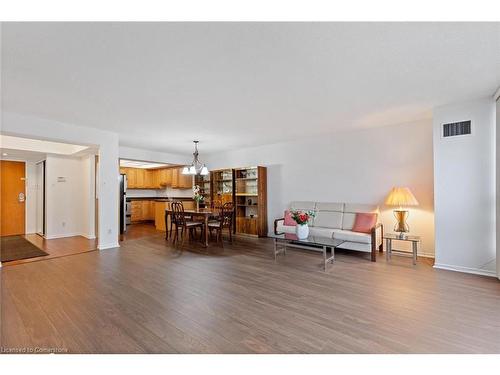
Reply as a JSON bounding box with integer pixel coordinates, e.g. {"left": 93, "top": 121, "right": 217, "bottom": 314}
{"left": 384, "top": 233, "right": 421, "bottom": 265}
{"left": 268, "top": 233, "right": 345, "bottom": 271}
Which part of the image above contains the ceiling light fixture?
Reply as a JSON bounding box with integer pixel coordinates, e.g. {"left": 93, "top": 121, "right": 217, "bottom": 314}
{"left": 182, "top": 141, "right": 209, "bottom": 176}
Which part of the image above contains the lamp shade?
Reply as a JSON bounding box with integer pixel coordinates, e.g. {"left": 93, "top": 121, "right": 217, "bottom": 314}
{"left": 385, "top": 187, "right": 419, "bottom": 207}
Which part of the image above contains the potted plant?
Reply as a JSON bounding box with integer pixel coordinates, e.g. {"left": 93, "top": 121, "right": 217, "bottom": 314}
{"left": 291, "top": 210, "right": 316, "bottom": 239}
{"left": 193, "top": 185, "right": 204, "bottom": 211}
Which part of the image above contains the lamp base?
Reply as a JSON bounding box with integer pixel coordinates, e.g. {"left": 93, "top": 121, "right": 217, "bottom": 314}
{"left": 393, "top": 209, "right": 410, "bottom": 239}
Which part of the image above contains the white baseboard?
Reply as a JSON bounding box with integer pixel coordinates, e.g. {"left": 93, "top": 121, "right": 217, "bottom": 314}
{"left": 434, "top": 263, "right": 497, "bottom": 277}
{"left": 44, "top": 233, "right": 97, "bottom": 240}
{"left": 418, "top": 251, "right": 435, "bottom": 259}
{"left": 44, "top": 232, "right": 82, "bottom": 240}
{"left": 98, "top": 242, "right": 120, "bottom": 250}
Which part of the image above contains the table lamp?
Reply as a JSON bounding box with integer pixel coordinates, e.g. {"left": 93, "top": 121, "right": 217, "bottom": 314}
{"left": 384, "top": 187, "right": 419, "bottom": 239}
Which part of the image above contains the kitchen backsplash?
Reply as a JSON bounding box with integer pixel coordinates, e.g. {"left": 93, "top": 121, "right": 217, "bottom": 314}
{"left": 126, "top": 187, "right": 193, "bottom": 198}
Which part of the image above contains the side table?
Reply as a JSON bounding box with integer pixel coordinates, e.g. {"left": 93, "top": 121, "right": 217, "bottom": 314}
{"left": 384, "top": 233, "right": 421, "bottom": 265}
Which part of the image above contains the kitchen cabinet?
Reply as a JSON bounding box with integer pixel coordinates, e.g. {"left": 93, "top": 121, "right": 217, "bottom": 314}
{"left": 179, "top": 170, "right": 193, "bottom": 188}
{"left": 158, "top": 168, "right": 173, "bottom": 187}
{"left": 155, "top": 201, "right": 169, "bottom": 231}
{"left": 152, "top": 169, "right": 161, "bottom": 188}
{"left": 171, "top": 168, "right": 179, "bottom": 188}
{"left": 172, "top": 168, "right": 193, "bottom": 189}
{"left": 121, "top": 167, "right": 192, "bottom": 190}
{"left": 121, "top": 167, "right": 138, "bottom": 188}
{"left": 144, "top": 170, "right": 154, "bottom": 189}
{"left": 130, "top": 201, "right": 143, "bottom": 222}
{"left": 130, "top": 200, "right": 155, "bottom": 222}
{"left": 135, "top": 169, "right": 145, "bottom": 188}
{"left": 154, "top": 200, "right": 196, "bottom": 231}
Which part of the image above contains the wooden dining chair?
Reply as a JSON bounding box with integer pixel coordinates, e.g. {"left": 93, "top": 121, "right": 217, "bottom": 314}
{"left": 208, "top": 202, "right": 234, "bottom": 246}
{"left": 171, "top": 202, "right": 203, "bottom": 245}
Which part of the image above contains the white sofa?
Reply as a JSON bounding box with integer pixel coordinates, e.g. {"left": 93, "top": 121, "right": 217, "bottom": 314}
{"left": 274, "top": 201, "right": 383, "bottom": 261}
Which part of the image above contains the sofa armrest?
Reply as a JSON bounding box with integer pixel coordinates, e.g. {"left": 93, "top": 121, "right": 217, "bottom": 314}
{"left": 274, "top": 218, "right": 285, "bottom": 235}
{"left": 370, "top": 223, "right": 383, "bottom": 261}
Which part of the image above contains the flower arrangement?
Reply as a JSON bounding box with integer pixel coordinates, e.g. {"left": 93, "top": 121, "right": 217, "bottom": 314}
{"left": 291, "top": 210, "right": 315, "bottom": 225}
{"left": 193, "top": 185, "right": 204, "bottom": 203}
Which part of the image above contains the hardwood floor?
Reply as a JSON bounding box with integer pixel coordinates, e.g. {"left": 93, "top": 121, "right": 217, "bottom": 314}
{"left": 1, "top": 234, "right": 97, "bottom": 266}
{"left": 1, "top": 231, "right": 500, "bottom": 353}
{"left": 120, "top": 222, "right": 162, "bottom": 242}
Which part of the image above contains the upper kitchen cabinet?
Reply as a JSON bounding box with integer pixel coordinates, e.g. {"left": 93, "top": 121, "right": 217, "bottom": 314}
{"left": 157, "top": 168, "right": 173, "bottom": 187}
{"left": 144, "top": 169, "right": 154, "bottom": 188}
{"left": 121, "top": 167, "right": 138, "bottom": 188}
{"left": 120, "top": 166, "right": 192, "bottom": 190}
{"left": 172, "top": 167, "right": 193, "bottom": 189}
{"left": 135, "top": 168, "right": 145, "bottom": 188}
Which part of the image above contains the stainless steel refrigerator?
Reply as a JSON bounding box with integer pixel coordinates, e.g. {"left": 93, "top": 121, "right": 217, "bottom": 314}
{"left": 119, "top": 173, "right": 128, "bottom": 234}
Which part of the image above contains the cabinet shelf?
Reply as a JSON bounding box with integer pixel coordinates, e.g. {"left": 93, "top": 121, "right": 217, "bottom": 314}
{"left": 208, "top": 167, "right": 266, "bottom": 237}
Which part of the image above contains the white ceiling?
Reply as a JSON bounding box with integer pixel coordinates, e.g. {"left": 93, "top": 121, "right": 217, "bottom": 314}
{"left": 0, "top": 148, "right": 46, "bottom": 162}
{"left": 2, "top": 22, "right": 499, "bottom": 154}
{"left": 0, "top": 135, "right": 88, "bottom": 155}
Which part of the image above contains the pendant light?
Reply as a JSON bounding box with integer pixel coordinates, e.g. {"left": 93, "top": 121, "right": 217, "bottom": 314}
{"left": 182, "top": 141, "right": 209, "bottom": 176}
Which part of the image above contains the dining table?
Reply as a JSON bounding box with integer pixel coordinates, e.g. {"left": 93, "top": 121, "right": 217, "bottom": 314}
{"left": 165, "top": 208, "right": 216, "bottom": 247}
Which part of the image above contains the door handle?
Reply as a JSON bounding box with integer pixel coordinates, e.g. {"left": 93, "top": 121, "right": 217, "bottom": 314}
{"left": 18, "top": 192, "right": 25, "bottom": 203}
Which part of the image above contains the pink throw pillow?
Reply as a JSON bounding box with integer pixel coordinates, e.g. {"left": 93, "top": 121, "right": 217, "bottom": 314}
{"left": 352, "top": 213, "right": 377, "bottom": 233}
{"left": 283, "top": 210, "right": 297, "bottom": 226}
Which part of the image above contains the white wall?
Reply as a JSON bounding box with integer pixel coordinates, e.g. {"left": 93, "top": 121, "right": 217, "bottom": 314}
{"left": 45, "top": 154, "right": 95, "bottom": 239}
{"left": 206, "top": 119, "right": 435, "bottom": 256}
{"left": 25, "top": 161, "right": 37, "bottom": 233}
{"left": 119, "top": 146, "right": 186, "bottom": 165}
{"left": 495, "top": 93, "right": 500, "bottom": 280}
{"left": 2, "top": 112, "right": 119, "bottom": 249}
{"left": 81, "top": 154, "right": 96, "bottom": 239}
{"left": 45, "top": 155, "right": 84, "bottom": 238}
{"left": 35, "top": 161, "right": 44, "bottom": 234}
{"left": 433, "top": 97, "right": 496, "bottom": 277}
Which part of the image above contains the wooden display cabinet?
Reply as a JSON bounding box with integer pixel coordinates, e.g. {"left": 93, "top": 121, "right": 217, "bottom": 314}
{"left": 211, "top": 169, "right": 234, "bottom": 209}
{"left": 194, "top": 173, "right": 211, "bottom": 208}
{"left": 234, "top": 166, "right": 267, "bottom": 237}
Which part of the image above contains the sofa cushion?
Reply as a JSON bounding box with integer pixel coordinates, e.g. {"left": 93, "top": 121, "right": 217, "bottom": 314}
{"left": 313, "top": 211, "right": 343, "bottom": 229}
{"left": 342, "top": 203, "right": 379, "bottom": 230}
{"left": 333, "top": 229, "right": 371, "bottom": 244}
{"left": 284, "top": 210, "right": 296, "bottom": 226}
{"left": 352, "top": 213, "right": 378, "bottom": 233}
{"left": 338, "top": 241, "right": 371, "bottom": 253}
{"left": 309, "top": 226, "right": 335, "bottom": 239}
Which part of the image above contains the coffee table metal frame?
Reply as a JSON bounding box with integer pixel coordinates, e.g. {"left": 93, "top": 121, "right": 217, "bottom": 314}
{"left": 384, "top": 233, "right": 421, "bottom": 265}
{"left": 269, "top": 234, "right": 345, "bottom": 271}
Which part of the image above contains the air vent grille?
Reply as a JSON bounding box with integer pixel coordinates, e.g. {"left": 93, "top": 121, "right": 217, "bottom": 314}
{"left": 443, "top": 121, "right": 471, "bottom": 137}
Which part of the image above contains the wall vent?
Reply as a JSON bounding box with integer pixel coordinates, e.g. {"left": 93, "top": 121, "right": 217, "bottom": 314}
{"left": 443, "top": 120, "right": 471, "bottom": 137}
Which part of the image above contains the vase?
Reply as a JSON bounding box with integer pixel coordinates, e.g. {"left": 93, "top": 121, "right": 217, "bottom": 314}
{"left": 296, "top": 224, "right": 309, "bottom": 239}
{"left": 196, "top": 201, "right": 199, "bottom": 211}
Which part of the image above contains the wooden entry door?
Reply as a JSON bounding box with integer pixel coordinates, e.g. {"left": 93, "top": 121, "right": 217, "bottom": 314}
{"left": 0, "top": 160, "right": 26, "bottom": 236}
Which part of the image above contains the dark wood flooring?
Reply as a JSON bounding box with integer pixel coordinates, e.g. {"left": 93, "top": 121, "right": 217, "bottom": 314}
{"left": 1, "top": 234, "right": 97, "bottom": 267}
{"left": 1, "top": 231, "right": 500, "bottom": 353}
{"left": 120, "top": 222, "right": 161, "bottom": 242}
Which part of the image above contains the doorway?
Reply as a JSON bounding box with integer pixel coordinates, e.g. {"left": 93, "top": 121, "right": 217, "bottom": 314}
{"left": 0, "top": 160, "right": 26, "bottom": 236}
